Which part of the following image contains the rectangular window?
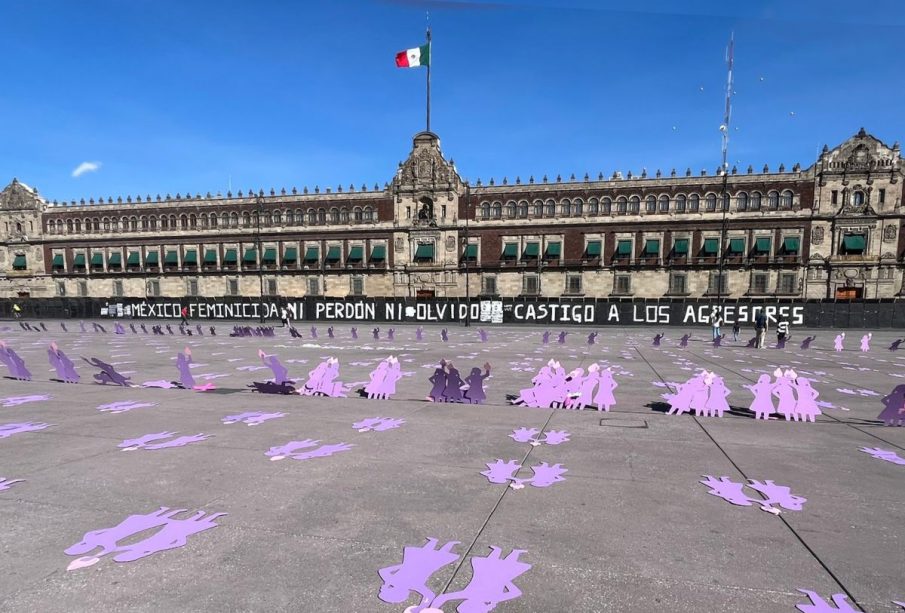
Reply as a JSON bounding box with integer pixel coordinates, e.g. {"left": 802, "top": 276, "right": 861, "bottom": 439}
{"left": 708, "top": 272, "right": 728, "bottom": 294}
{"left": 56, "top": 281, "right": 66, "bottom": 296}
{"left": 441, "top": 205, "right": 447, "bottom": 218}
{"left": 113, "top": 280, "right": 124, "bottom": 297}
{"left": 831, "top": 190, "right": 838, "bottom": 204}
{"left": 780, "top": 273, "right": 797, "bottom": 294}
{"left": 482, "top": 275, "right": 497, "bottom": 295}
{"left": 668, "top": 273, "right": 687, "bottom": 294}
{"left": 186, "top": 279, "right": 198, "bottom": 296}
{"left": 463, "top": 243, "right": 478, "bottom": 262}
{"left": 751, "top": 273, "right": 768, "bottom": 294}
{"left": 522, "top": 274, "right": 539, "bottom": 295}
{"left": 226, "top": 279, "right": 238, "bottom": 296}
{"left": 266, "top": 279, "right": 277, "bottom": 296}
{"left": 840, "top": 233, "right": 866, "bottom": 255}
{"left": 565, "top": 274, "right": 582, "bottom": 295}
{"left": 585, "top": 240, "right": 602, "bottom": 258}
{"left": 615, "top": 240, "right": 632, "bottom": 259}
{"left": 614, "top": 275, "right": 631, "bottom": 295}
{"left": 522, "top": 242, "right": 540, "bottom": 260}
{"left": 307, "top": 277, "right": 320, "bottom": 296}
{"left": 350, "top": 276, "right": 364, "bottom": 296}
{"left": 406, "top": 206, "right": 411, "bottom": 219}
{"left": 78, "top": 281, "right": 88, "bottom": 297}
{"left": 146, "top": 280, "right": 160, "bottom": 297}
{"left": 880, "top": 189, "right": 886, "bottom": 204}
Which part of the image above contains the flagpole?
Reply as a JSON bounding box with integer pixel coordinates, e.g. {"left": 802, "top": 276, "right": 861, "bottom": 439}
{"left": 426, "top": 25, "right": 431, "bottom": 132}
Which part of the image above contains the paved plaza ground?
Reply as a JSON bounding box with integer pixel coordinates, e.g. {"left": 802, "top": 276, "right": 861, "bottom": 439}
{"left": 0, "top": 320, "right": 903, "bottom": 613}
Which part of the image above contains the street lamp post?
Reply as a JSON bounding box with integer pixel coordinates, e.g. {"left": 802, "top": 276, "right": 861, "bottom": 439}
{"left": 256, "top": 194, "right": 265, "bottom": 323}
{"left": 463, "top": 181, "right": 470, "bottom": 327}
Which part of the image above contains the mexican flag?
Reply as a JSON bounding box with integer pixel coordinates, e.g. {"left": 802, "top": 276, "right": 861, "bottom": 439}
{"left": 395, "top": 44, "right": 430, "bottom": 68}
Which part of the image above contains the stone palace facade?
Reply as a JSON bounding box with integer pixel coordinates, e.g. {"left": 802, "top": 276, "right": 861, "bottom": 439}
{"left": 1, "top": 129, "right": 903, "bottom": 301}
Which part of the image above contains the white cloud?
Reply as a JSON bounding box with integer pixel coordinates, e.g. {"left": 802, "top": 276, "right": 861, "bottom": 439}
{"left": 72, "top": 161, "right": 101, "bottom": 178}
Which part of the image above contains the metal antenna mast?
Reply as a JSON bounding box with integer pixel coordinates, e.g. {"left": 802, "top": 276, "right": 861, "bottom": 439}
{"left": 716, "top": 33, "right": 734, "bottom": 311}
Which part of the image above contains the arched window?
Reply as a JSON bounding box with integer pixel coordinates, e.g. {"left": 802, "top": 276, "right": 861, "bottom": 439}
{"left": 767, "top": 191, "right": 779, "bottom": 209}
{"left": 750, "top": 192, "right": 762, "bottom": 210}
{"left": 533, "top": 200, "right": 543, "bottom": 217}
{"left": 736, "top": 192, "right": 748, "bottom": 211}
{"left": 294, "top": 209, "right": 303, "bottom": 224}
{"left": 852, "top": 190, "right": 865, "bottom": 206}
{"left": 646, "top": 195, "right": 657, "bottom": 213}
{"left": 241, "top": 212, "right": 249, "bottom": 226}
{"left": 200, "top": 214, "right": 208, "bottom": 228}
{"left": 15, "top": 221, "right": 22, "bottom": 233}
{"left": 227, "top": 212, "right": 236, "bottom": 227}
{"left": 561, "top": 199, "right": 571, "bottom": 216}
{"left": 705, "top": 194, "right": 716, "bottom": 211}
{"left": 149, "top": 216, "right": 157, "bottom": 230}
{"left": 479, "top": 202, "right": 489, "bottom": 219}
{"left": 517, "top": 201, "right": 528, "bottom": 218}
{"left": 545, "top": 199, "right": 555, "bottom": 216}
{"left": 220, "top": 213, "right": 228, "bottom": 227}
{"left": 689, "top": 194, "right": 700, "bottom": 212}
{"left": 340, "top": 209, "right": 349, "bottom": 223}
{"left": 505, "top": 201, "right": 516, "bottom": 218}
{"left": 629, "top": 196, "right": 640, "bottom": 213}
{"left": 675, "top": 195, "right": 686, "bottom": 212}
{"left": 352, "top": 207, "right": 363, "bottom": 222}
{"left": 210, "top": 214, "right": 218, "bottom": 228}
{"left": 659, "top": 195, "right": 670, "bottom": 212}
{"left": 588, "top": 198, "right": 599, "bottom": 215}
{"left": 73, "top": 219, "right": 81, "bottom": 232}
{"left": 363, "top": 206, "right": 374, "bottom": 221}
{"left": 573, "top": 198, "right": 583, "bottom": 216}
{"left": 317, "top": 208, "right": 326, "bottom": 225}
{"left": 161, "top": 216, "right": 169, "bottom": 229}
{"left": 273, "top": 211, "right": 282, "bottom": 225}
{"left": 169, "top": 215, "right": 177, "bottom": 228}
{"left": 780, "top": 190, "right": 793, "bottom": 208}
{"left": 616, "top": 197, "right": 627, "bottom": 214}
{"left": 601, "top": 197, "right": 612, "bottom": 214}
{"left": 189, "top": 214, "right": 197, "bottom": 228}
{"left": 491, "top": 202, "right": 502, "bottom": 219}
{"left": 307, "top": 209, "right": 316, "bottom": 224}
{"left": 180, "top": 214, "right": 188, "bottom": 228}
{"left": 67, "top": 219, "right": 74, "bottom": 233}
{"left": 141, "top": 216, "right": 149, "bottom": 230}
{"left": 330, "top": 208, "right": 340, "bottom": 224}
{"left": 56, "top": 219, "right": 63, "bottom": 233}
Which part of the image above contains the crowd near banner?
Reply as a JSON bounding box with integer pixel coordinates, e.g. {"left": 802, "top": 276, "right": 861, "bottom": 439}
{"left": 2, "top": 297, "right": 904, "bottom": 328}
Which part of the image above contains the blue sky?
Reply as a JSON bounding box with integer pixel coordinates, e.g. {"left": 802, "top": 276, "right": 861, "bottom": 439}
{"left": 2, "top": 0, "right": 904, "bottom": 202}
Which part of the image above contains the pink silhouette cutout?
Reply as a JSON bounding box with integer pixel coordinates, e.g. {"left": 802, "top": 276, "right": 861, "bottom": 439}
{"left": 593, "top": 368, "right": 618, "bottom": 412}
{"left": 0, "top": 422, "right": 51, "bottom": 439}
{"left": 833, "top": 333, "right": 845, "bottom": 352}
{"left": 704, "top": 373, "right": 731, "bottom": 417}
{"left": 509, "top": 427, "right": 541, "bottom": 443}
{"left": 700, "top": 475, "right": 755, "bottom": 506}
{"left": 119, "top": 432, "right": 209, "bottom": 451}
{"left": 427, "top": 547, "right": 532, "bottom": 612}
{"left": 860, "top": 447, "right": 905, "bottom": 465}
{"left": 542, "top": 430, "right": 570, "bottom": 445}
{"left": 377, "top": 538, "right": 460, "bottom": 607}
{"left": 222, "top": 411, "right": 285, "bottom": 426}
{"left": 48, "top": 342, "right": 79, "bottom": 383}
{"left": 266, "top": 439, "right": 320, "bottom": 460}
{"left": 793, "top": 377, "right": 822, "bottom": 423}
{"left": 772, "top": 369, "right": 798, "bottom": 421}
{"left": 0, "top": 477, "right": 24, "bottom": 491}
{"left": 354, "top": 417, "right": 405, "bottom": 432}
{"left": 269, "top": 441, "right": 353, "bottom": 461}
{"left": 1, "top": 395, "right": 51, "bottom": 408}
{"left": 745, "top": 375, "right": 776, "bottom": 419}
{"left": 860, "top": 333, "right": 871, "bottom": 352}
{"left": 747, "top": 479, "right": 807, "bottom": 510}
{"left": 878, "top": 385, "right": 905, "bottom": 426}
{"left": 795, "top": 589, "right": 859, "bottom": 612}
{"left": 482, "top": 460, "right": 522, "bottom": 484}
{"left": 98, "top": 400, "right": 157, "bottom": 413}
{"left": 464, "top": 363, "right": 492, "bottom": 404}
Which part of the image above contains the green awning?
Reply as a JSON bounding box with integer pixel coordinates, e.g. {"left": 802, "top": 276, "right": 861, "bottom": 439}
{"left": 585, "top": 241, "right": 601, "bottom": 256}
{"left": 52, "top": 254, "right": 64, "bottom": 268}
{"left": 204, "top": 249, "right": 218, "bottom": 264}
{"left": 12, "top": 255, "right": 26, "bottom": 269}
{"left": 243, "top": 248, "right": 257, "bottom": 263}
{"left": 347, "top": 246, "right": 363, "bottom": 261}
{"left": 326, "top": 246, "right": 341, "bottom": 261}
{"left": 616, "top": 240, "right": 632, "bottom": 255}
{"left": 183, "top": 249, "right": 198, "bottom": 264}
{"left": 782, "top": 237, "right": 800, "bottom": 254}
{"left": 702, "top": 238, "right": 719, "bottom": 255}
{"left": 73, "top": 253, "right": 86, "bottom": 267}
{"left": 223, "top": 249, "right": 237, "bottom": 264}
{"left": 90, "top": 253, "right": 103, "bottom": 267}
{"left": 108, "top": 253, "right": 122, "bottom": 266}
{"left": 728, "top": 238, "right": 745, "bottom": 254}
{"left": 127, "top": 251, "right": 140, "bottom": 266}
{"left": 370, "top": 245, "right": 386, "bottom": 261}
{"left": 263, "top": 248, "right": 277, "bottom": 263}
{"left": 165, "top": 250, "right": 179, "bottom": 265}
{"left": 842, "top": 234, "right": 865, "bottom": 252}
{"left": 546, "top": 242, "right": 561, "bottom": 256}
{"left": 304, "top": 247, "right": 319, "bottom": 262}
{"left": 523, "top": 242, "right": 539, "bottom": 257}
{"left": 283, "top": 247, "right": 298, "bottom": 262}
{"left": 464, "top": 244, "right": 478, "bottom": 259}
{"left": 643, "top": 239, "right": 660, "bottom": 254}
{"left": 145, "top": 251, "right": 159, "bottom": 265}
{"left": 502, "top": 243, "right": 518, "bottom": 258}
{"left": 754, "top": 237, "right": 771, "bottom": 253}
{"left": 414, "top": 244, "right": 433, "bottom": 259}
{"left": 673, "top": 239, "right": 689, "bottom": 255}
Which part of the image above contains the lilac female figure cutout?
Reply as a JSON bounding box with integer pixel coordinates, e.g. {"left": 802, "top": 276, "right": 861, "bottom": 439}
{"left": 745, "top": 374, "right": 775, "bottom": 420}
{"left": 652, "top": 333, "right": 664, "bottom": 346}
{"left": 557, "top": 331, "right": 567, "bottom": 344}
{"left": 541, "top": 331, "right": 550, "bottom": 345}
{"left": 427, "top": 360, "right": 447, "bottom": 402}
{"left": 380, "top": 357, "right": 402, "bottom": 399}
{"left": 877, "top": 384, "right": 905, "bottom": 426}
{"left": 834, "top": 332, "right": 845, "bottom": 352}
{"left": 443, "top": 362, "right": 465, "bottom": 403}
{"left": 860, "top": 333, "right": 871, "bottom": 352}
{"left": 800, "top": 336, "right": 815, "bottom": 350}
{"left": 463, "top": 363, "right": 491, "bottom": 404}
{"left": 587, "top": 332, "right": 598, "bottom": 346}
{"left": 772, "top": 368, "right": 798, "bottom": 421}
{"left": 415, "top": 327, "right": 424, "bottom": 341}
{"left": 309, "top": 326, "right": 317, "bottom": 339}
{"left": 688, "top": 372, "right": 710, "bottom": 417}
{"left": 327, "top": 326, "right": 334, "bottom": 339}
{"left": 365, "top": 360, "right": 389, "bottom": 399}
{"left": 593, "top": 368, "right": 618, "bottom": 412}
{"left": 440, "top": 328, "right": 448, "bottom": 342}
{"left": 387, "top": 328, "right": 395, "bottom": 341}
{"left": 372, "top": 327, "right": 380, "bottom": 340}
{"left": 176, "top": 348, "right": 195, "bottom": 388}
{"left": 561, "top": 367, "right": 584, "bottom": 409}
{"left": 793, "top": 377, "right": 821, "bottom": 422}
{"left": 705, "top": 374, "right": 731, "bottom": 417}
{"left": 48, "top": 342, "right": 79, "bottom": 383}
{"left": 573, "top": 363, "right": 599, "bottom": 410}
{"left": 679, "top": 334, "right": 690, "bottom": 347}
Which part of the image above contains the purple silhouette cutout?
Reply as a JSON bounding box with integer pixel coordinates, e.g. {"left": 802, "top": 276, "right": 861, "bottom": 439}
{"left": 878, "top": 385, "right": 905, "bottom": 426}
{"left": 571, "top": 364, "right": 599, "bottom": 410}
{"left": 587, "top": 332, "right": 598, "bottom": 345}
{"left": 310, "top": 326, "right": 317, "bottom": 339}
{"left": 82, "top": 356, "right": 131, "bottom": 386}
{"left": 889, "top": 339, "right": 904, "bottom": 351}
{"left": 702, "top": 475, "right": 806, "bottom": 512}
{"left": 259, "top": 350, "right": 290, "bottom": 385}
{"left": 464, "top": 363, "right": 491, "bottom": 404}
{"left": 700, "top": 475, "right": 755, "bottom": 506}
{"left": 364, "top": 357, "right": 401, "bottom": 399}
{"left": 801, "top": 336, "right": 816, "bottom": 350}
{"left": 442, "top": 362, "right": 466, "bottom": 403}
{"left": 1, "top": 394, "right": 51, "bottom": 407}
{"left": 353, "top": 417, "right": 405, "bottom": 432}
{"left": 860, "top": 447, "right": 905, "bottom": 465}
{"left": 0, "top": 422, "right": 52, "bottom": 438}
{"left": 479, "top": 329, "right": 488, "bottom": 342}
{"left": 795, "top": 590, "right": 859, "bottom": 613}
{"left": 266, "top": 440, "right": 353, "bottom": 461}
{"left": 48, "top": 342, "right": 80, "bottom": 383}
{"left": 511, "top": 462, "right": 567, "bottom": 489}
{"left": 593, "top": 368, "right": 618, "bottom": 411}
{"left": 834, "top": 333, "right": 845, "bottom": 352}
{"left": 652, "top": 333, "right": 664, "bottom": 346}
{"left": 416, "top": 327, "right": 424, "bottom": 341}
{"left": 664, "top": 373, "right": 707, "bottom": 416}
{"left": 351, "top": 327, "right": 358, "bottom": 339}
{"left": 377, "top": 538, "right": 461, "bottom": 607}
{"left": 266, "top": 439, "right": 320, "bottom": 459}
{"left": 745, "top": 375, "right": 775, "bottom": 419}
{"left": 509, "top": 427, "right": 541, "bottom": 443}
{"left": 98, "top": 400, "right": 157, "bottom": 414}
{"left": 372, "top": 327, "right": 380, "bottom": 340}
{"left": 441, "top": 328, "right": 448, "bottom": 342}
{"left": 679, "top": 334, "right": 690, "bottom": 347}
{"left": 388, "top": 328, "right": 395, "bottom": 340}
{"left": 747, "top": 479, "right": 807, "bottom": 510}
{"left": 119, "top": 432, "right": 209, "bottom": 451}
{"left": 61, "top": 322, "right": 68, "bottom": 332}
{"left": 860, "top": 333, "right": 871, "bottom": 352}
{"left": 65, "top": 507, "right": 225, "bottom": 570}
{"left": 557, "top": 331, "right": 567, "bottom": 344}
{"left": 0, "top": 477, "right": 25, "bottom": 491}
{"left": 793, "top": 377, "right": 822, "bottom": 422}
{"left": 481, "top": 460, "right": 522, "bottom": 484}
{"left": 176, "top": 347, "right": 196, "bottom": 388}
{"left": 542, "top": 331, "right": 550, "bottom": 345}
{"left": 427, "top": 547, "right": 532, "bottom": 612}
{"left": 222, "top": 411, "right": 286, "bottom": 426}
{"left": 772, "top": 369, "right": 798, "bottom": 421}
{"left": 704, "top": 373, "right": 730, "bottom": 417}
{"left": 427, "top": 360, "right": 447, "bottom": 402}
{"left": 0, "top": 342, "right": 31, "bottom": 380}
{"left": 327, "top": 326, "right": 334, "bottom": 338}
{"left": 542, "top": 430, "right": 571, "bottom": 445}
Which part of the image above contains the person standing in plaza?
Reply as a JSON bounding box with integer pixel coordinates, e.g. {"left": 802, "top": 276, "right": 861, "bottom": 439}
{"left": 12, "top": 303, "right": 21, "bottom": 319}
{"left": 754, "top": 310, "right": 768, "bottom": 349}
{"left": 711, "top": 309, "right": 723, "bottom": 341}
{"left": 732, "top": 322, "right": 740, "bottom": 342}
{"left": 180, "top": 305, "right": 189, "bottom": 326}
{"left": 280, "top": 306, "right": 289, "bottom": 328}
